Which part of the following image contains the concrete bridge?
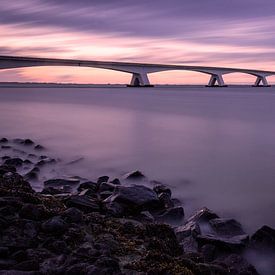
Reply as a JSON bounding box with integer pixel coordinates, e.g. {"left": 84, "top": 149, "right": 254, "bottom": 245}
{"left": 0, "top": 55, "right": 274, "bottom": 87}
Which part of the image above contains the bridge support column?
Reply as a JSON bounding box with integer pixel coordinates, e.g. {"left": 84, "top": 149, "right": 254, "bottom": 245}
{"left": 127, "top": 73, "right": 154, "bottom": 87}
{"left": 253, "top": 76, "right": 270, "bottom": 87}
{"left": 206, "top": 74, "right": 227, "bottom": 87}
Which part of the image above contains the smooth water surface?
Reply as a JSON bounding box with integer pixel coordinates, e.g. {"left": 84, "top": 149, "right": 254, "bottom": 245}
{"left": 1, "top": 85, "right": 275, "bottom": 232}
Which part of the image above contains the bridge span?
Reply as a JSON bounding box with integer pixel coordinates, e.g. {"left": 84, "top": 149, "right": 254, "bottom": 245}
{"left": 0, "top": 55, "right": 274, "bottom": 87}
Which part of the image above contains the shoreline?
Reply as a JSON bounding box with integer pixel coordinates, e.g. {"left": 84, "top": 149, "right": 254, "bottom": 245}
{"left": 1, "top": 137, "right": 275, "bottom": 274}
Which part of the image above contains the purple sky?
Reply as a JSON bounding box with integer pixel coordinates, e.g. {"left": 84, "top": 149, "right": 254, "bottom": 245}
{"left": 1, "top": 0, "right": 275, "bottom": 84}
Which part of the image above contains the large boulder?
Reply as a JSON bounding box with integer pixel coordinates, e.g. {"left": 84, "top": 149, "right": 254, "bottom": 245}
{"left": 104, "top": 185, "right": 160, "bottom": 214}
{"left": 66, "top": 195, "right": 100, "bottom": 213}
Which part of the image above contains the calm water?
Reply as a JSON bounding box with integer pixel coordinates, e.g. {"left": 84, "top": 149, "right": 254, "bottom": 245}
{"left": 1, "top": 85, "right": 275, "bottom": 232}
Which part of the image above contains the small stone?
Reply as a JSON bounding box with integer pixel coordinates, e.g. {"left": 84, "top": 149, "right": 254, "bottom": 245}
{"left": 22, "top": 139, "right": 34, "bottom": 145}
{"left": 123, "top": 170, "right": 146, "bottom": 180}
{"left": 77, "top": 181, "right": 98, "bottom": 192}
{"left": 153, "top": 184, "right": 172, "bottom": 197}
{"left": 158, "top": 192, "right": 174, "bottom": 209}
{"left": 97, "top": 176, "right": 109, "bottom": 184}
{"left": 98, "top": 182, "right": 116, "bottom": 192}
{"left": 34, "top": 144, "right": 44, "bottom": 150}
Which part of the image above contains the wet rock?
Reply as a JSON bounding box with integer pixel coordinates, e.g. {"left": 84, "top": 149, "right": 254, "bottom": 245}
{"left": 110, "top": 178, "right": 121, "bottom": 185}
{"left": 156, "top": 206, "right": 185, "bottom": 225}
{"left": 34, "top": 144, "right": 44, "bottom": 150}
{"left": 196, "top": 234, "right": 249, "bottom": 252}
{"left": 19, "top": 203, "right": 49, "bottom": 221}
{"left": 158, "top": 192, "right": 174, "bottom": 209}
{"left": 22, "top": 139, "right": 34, "bottom": 146}
{"left": 66, "top": 195, "right": 100, "bottom": 213}
{"left": 104, "top": 185, "right": 160, "bottom": 214}
{"left": 1, "top": 156, "right": 10, "bottom": 160}
{"left": 97, "top": 175, "right": 109, "bottom": 184}
{"left": 24, "top": 170, "right": 39, "bottom": 181}
{"left": 77, "top": 181, "right": 98, "bottom": 192}
{"left": 0, "top": 164, "right": 16, "bottom": 175}
{"left": 153, "top": 183, "right": 172, "bottom": 197}
{"left": 104, "top": 201, "right": 125, "bottom": 217}
{"left": 200, "top": 244, "right": 216, "bottom": 262}
{"left": 98, "top": 182, "right": 116, "bottom": 193}
{"left": 0, "top": 138, "right": 8, "bottom": 143}
{"left": 42, "top": 216, "right": 68, "bottom": 235}
{"left": 4, "top": 157, "right": 24, "bottom": 167}
{"left": 62, "top": 207, "right": 83, "bottom": 223}
{"left": 250, "top": 225, "right": 275, "bottom": 252}
{"left": 210, "top": 218, "right": 246, "bottom": 237}
{"left": 100, "top": 191, "right": 113, "bottom": 200}
{"left": 123, "top": 170, "right": 145, "bottom": 180}
{"left": 44, "top": 178, "right": 80, "bottom": 188}
{"left": 41, "top": 186, "right": 63, "bottom": 195}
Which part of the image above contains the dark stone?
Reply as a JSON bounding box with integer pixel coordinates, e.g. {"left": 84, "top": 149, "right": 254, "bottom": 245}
{"left": 200, "top": 244, "right": 216, "bottom": 262}
{"left": 41, "top": 186, "right": 63, "bottom": 195}
{"left": 110, "top": 178, "right": 121, "bottom": 185}
{"left": 0, "top": 164, "right": 16, "bottom": 175}
{"left": 34, "top": 144, "right": 44, "bottom": 150}
{"left": 66, "top": 195, "right": 100, "bottom": 213}
{"left": 158, "top": 192, "right": 174, "bottom": 209}
{"left": 156, "top": 206, "right": 185, "bottom": 225}
{"left": 19, "top": 203, "right": 49, "bottom": 221}
{"left": 24, "top": 171, "right": 38, "bottom": 181}
{"left": 2, "top": 156, "right": 10, "bottom": 160}
{"left": 14, "top": 260, "right": 39, "bottom": 271}
{"left": 42, "top": 216, "right": 68, "bottom": 235}
{"left": 4, "top": 158, "right": 24, "bottom": 167}
{"left": 99, "top": 182, "right": 116, "bottom": 193}
{"left": 94, "top": 256, "right": 120, "bottom": 272}
{"left": 13, "top": 138, "right": 24, "bottom": 144}
{"left": 196, "top": 234, "right": 249, "bottom": 252}
{"left": 209, "top": 218, "right": 246, "bottom": 237}
{"left": 0, "top": 247, "right": 9, "bottom": 258}
{"left": 65, "top": 263, "right": 90, "bottom": 274}
{"left": 100, "top": 191, "right": 113, "bottom": 200}
{"left": 44, "top": 178, "right": 80, "bottom": 187}
{"left": 62, "top": 207, "right": 83, "bottom": 223}
{"left": 124, "top": 170, "right": 145, "bottom": 180}
{"left": 104, "top": 185, "right": 160, "bottom": 213}
{"left": 77, "top": 181, "right": 98, "bottom": 192}
{"left": 0, "top": 138, "right": 8, "bottom": 143}
{"left": 153, "top": 184, "right": 172, "bottom": 197}
{"left": 250, "top": 225, "right": 275, "bottom": 252}
{"left": 104, "top": 201, "right": 125, "bottom": 217}
{"left": 97, "top": 176, "right": 109, "bottom": 184}
{"left": 22, "top": 139, "right": 34, "bottom": 146}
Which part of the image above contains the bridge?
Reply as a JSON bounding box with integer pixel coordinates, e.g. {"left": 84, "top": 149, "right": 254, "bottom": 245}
{"left": 0, "top": 55, "right": 274, "bottom": 87}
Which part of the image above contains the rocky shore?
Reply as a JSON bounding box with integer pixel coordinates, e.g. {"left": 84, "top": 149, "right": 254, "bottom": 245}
{"left": 0, "top": 137, "right": 275, "bottom": 274}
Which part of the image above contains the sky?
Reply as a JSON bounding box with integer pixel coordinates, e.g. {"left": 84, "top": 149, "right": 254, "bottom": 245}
{"left": 1, "top": 0, "right": 275, "bottom": 84}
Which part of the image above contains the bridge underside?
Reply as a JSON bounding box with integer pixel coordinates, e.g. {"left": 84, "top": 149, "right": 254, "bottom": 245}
{"left": 0, "top": 56, "right": 274, "bottom": 87}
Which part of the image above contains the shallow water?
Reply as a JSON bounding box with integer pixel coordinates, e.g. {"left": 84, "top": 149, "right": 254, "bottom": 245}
{"left": 1, "top": 85, "right": 275, "bottom": 232}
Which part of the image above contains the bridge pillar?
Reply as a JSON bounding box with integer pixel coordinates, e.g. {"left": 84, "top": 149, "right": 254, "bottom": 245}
{"left": 127, "top": 73, "right": 154, "bottom": 87}
{"left": 253, "top": 75, "right": 270, "bottom": 87}
{"left": 206, "top": 74, "right": 227, "bottom": 87}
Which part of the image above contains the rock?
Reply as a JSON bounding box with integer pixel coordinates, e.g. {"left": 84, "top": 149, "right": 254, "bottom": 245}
{"left": 123, "top": 170, "right": 146, "bottom": 180}
{"left": 62, "top": 207, "right": 83, "bottom": 223}
{"left": 34, "top": 144, "right": 44, "bottom": 150}
{"left": 0, "top": 247, "right": 9, "bottom": 258}
{"left": 100, "top": 191, "right": 113, "bottom": 200}
{"left": 110, "top": 178, "right": 121, "bottom": 185}
{"left": 156, "top": 206, "right": 185, "bottom": 225}
{"left": 42, "top": 216, "right": 68, "bottom": 235}
{"left": 97, "top": 176, "right": 109, "bottom": 184}
{"left": 4, "top": 158, "right": 23, "bottom": 167}
{"left": 66, "top": 195, "right": 100, "bottom": 213}
{"left": 188, "top": 207, "right": 220, "bottom": 224}
{"left": 104, "top": 201, "right": 125, "bottom": 217}
{"left": 196, "top": 234, "right": 249, "bottom": 252}
{"left": 65, "top": 263, "right": 90, "bottom": 274}
{"left": 24, "top": 171, "right": 38, "bottom": 181}
{"left": 44, "top": 178, "right": 80, "bottom": 188}
{"left": 0, "top": 164, "right": 16, "bottom": 175}
{"left": 1, "top": 145, "right": 12, "bottom": 149}
{"left": 200, "top": 244, "right": 216, "bottom": 262}
{"left": 153, "top": 184, "right": 172, "bottom": 197}
{"left": 158, "top": 192, "right": 174, "bottom": 209}
{"left": 77, "top": 181, "right": 98, "bottom": 192}
{"left": 41, "top": 186, "right": 63, "bottom": 195}
{"left": 19, "top": 203, "right": 49, "bottom": 221}
{"left": 22, "top": 139, "right": 34, "bottom": 146}
{"left": 13, "top": 260, "right": 39, "bottom": 271}
{"left": 104, "top": 185, "right": 160, "bottom": 214}
{"left": 98, "top": 182, "right": 116, "bottom": 193}
{"left": 94, "top": 256, "right": 120, "bottom": 273}
{"left": 138, "top": 211, "right": 155, "bottom": 222}
{"left": 250, "top": 225, "right": 275, "bottom": 252}
{"left": 0, "top": 138, "right": 8, "bottom": 143}
{"left": 209, "top": 218, "right": 246, "bottom": 237}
